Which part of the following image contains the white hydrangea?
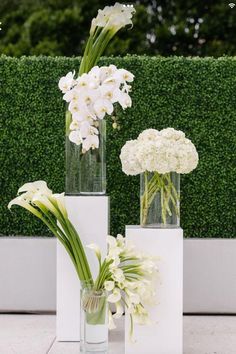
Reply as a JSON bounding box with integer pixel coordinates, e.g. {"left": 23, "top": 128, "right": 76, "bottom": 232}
{"left": 160, "top": 127, "right": 185, "bottom": 140}
{"left": 138, "top": 128, "right": 161, "bottom": 142}
{"left": 120, "top": 128, "right": 199, "bottom": 175}
{"left": 59, "top": 65, "right": 134, "bottom": 152}
{"left": 119, "top": 140, "right": 144, "bottom": 175}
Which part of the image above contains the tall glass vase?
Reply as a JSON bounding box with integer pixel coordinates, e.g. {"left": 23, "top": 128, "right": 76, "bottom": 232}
{"left": 66, "top": 120, "right": 106, "bottom": 195}
{"left": 80, "top": 286, "right": 108, "bottom": 353}
{"left": 140, "top": 171, "right": 180, "bottom": 228}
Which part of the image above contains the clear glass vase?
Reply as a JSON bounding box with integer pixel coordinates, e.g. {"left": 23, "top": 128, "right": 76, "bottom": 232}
{"left": 80, "top": 286, "right": 108, "bottom": 353}
{"left": 140, "top": 171, "right": 180, "bottom": 228}
{"left": 65, "top": 120, "right": 106, "bottom": 195}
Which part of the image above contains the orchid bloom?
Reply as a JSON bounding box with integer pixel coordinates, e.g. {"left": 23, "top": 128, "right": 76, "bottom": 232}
{"left": 59, "top": 2, "right": 135, "bottom": 152}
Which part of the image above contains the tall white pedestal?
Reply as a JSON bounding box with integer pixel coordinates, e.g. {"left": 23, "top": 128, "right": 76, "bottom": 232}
{"left": 125, "top": 226, "right": 183, "bottom": 354}
{"left": 57, "top": 196, "right": 109, "bottom": 342}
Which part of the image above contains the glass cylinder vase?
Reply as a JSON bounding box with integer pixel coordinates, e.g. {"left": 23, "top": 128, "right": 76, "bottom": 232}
{"left": 66, "top": 120, "right": 106, "bottom": 195}
{"left": 80, "top": 286, "right": 108, "bottom": 353}
{"left": 140, "top": 171, "right": 180, "bottom": 228}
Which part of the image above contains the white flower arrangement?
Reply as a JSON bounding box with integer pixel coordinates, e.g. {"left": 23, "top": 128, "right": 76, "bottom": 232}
{"left": 120, "top": 128, "right": 199, "bottom": 226}
{"left": 8, "top": 180, "right": 157, "bottom": 337}
{"left": 90, "top": 3, "right": 135, "bottom": 34}
{"left": 59, "top": 3, "right": 136, "bottom": 152}
{"left": 59, "top": 65, "right": 134, "bottom": 152}
{"left": 120, "top": 128, "right": 199, "bottom": 176}
{"left": 87, "top": 234, "right": 158, "bottom": 334}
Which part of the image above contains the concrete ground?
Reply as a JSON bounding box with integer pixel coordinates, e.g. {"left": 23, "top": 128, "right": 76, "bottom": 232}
{"left": 0, "top": 314, "right": 235, "bottom": 354}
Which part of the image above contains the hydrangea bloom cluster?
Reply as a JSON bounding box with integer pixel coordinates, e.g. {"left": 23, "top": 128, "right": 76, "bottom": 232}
{"left": 120, "top": 128, "right": 199, "bottom": 175}
{"left": 87, "top": 234, "right": 158, "bottom": 334}
{"left": 59, "top": 65, "right": 134, "bottom": 152}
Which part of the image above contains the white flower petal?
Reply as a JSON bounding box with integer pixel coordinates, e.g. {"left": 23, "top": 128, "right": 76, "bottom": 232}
{"left": 107, "top": 288, "right": 121, "bottom": 303}
{"left": 86, "top": 243, "right": 101, "bottom": 262}
{"left": 104, "top": 281, "right": 115, "bottom": 291}
{"left": 113, "top": 301, "right": 124, "bottom": 319}
{"left": 108, "top": 310, "right": 116, "bottom": 330}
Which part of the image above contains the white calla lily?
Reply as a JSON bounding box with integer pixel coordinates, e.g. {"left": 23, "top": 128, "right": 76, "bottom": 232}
{"left": 107, "top": 235, "right": 117, "bottom": 248}
{"left": 113, "top": 301, "right": 124, "bottom": 319}
{"left": 108, "top": 310, "right": 116, "bottom": 330}
{"left": 125, "top": 288, "right": 140, "bottom": 305}
{"left": 32, "top": 193, "right": 60, "bottom": 218}
{"left": 107, "top": 288, "right": 121, "bottom": 303}
{"left": 111, "top": 268, "right": 125, "bottom": 283}
{"left": 18, "top": 180, "right": 52, "bottom": 196}
{"left": 104, "top": 280, "right": 115, "bottom": 291}
{"left": 86, "top": 243, "right": 101, "bottom": 265}
{"left": 8, "top": 180, "right": 93, "bottom": 283}
{"left": 51, "top": 193, "right": 67, "bottom": 218}
{"left": 8, "top": 195, "right": 42, "bottom": 219}
{"left": 109, "top": 256, "right": 120, "bottom": 268}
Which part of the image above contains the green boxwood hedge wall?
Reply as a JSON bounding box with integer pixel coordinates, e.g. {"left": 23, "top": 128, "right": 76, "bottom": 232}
{"left": 1, "top": 55, "right": 235, "bottom": 238}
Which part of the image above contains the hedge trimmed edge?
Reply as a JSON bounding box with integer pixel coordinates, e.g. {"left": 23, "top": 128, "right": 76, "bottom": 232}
{"left": 0, "top": 55, "right": 235, "bottom": 238}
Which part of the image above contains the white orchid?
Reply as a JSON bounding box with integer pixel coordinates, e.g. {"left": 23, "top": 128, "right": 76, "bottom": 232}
{"left": 82, "top": 134, "right": 99, "bottom": 152}
{"left": 69, "top": 130, "right": 82, "bottom": 145}
{"left": 93, "top": 98, "right": 114, "bottom": 119}
{"left": 69, "top": 119, "right": 80, "bottom": 130}
{"left": 118, "top": 92, "right": 132, "bottom": 109}
{"left": 59, "top": 65, "right": 134, "bottom": 151}
{"left": 59, "top": 2, "right": 135, "bottom": 153}
{"left": 58, "top": 71, "right": 76, "bottom": 93}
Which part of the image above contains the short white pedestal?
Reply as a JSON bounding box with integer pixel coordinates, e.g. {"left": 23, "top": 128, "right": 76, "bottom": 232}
{"left": 125, "top": 226, "right": 183, "bottom": 354}
{"left": 57, "top": 196, "right": 109, "bottom": 342}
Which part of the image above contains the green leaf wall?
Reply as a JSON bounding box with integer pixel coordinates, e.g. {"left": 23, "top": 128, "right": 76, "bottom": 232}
{"left": 1, "top": 55, "right": 235, "bottom": 238}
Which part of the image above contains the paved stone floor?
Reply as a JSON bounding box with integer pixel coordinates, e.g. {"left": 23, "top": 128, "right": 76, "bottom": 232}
{"left": 0, "top": 314, "right": 236, "bottom": 353}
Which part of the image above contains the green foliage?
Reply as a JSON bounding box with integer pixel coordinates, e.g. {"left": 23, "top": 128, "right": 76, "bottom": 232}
{"left": 0, "top": 55, "right": 236, "bottom": 238}
{"left": 0, "top": 0, "right": 236, "bottom": 57}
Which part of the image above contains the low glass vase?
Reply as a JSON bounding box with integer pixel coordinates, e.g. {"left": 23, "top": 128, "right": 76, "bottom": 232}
{"left": 140, "top": 171, "right": 180, "bottom": 228}
{"left": 80, "top": 286, "right": 108, "bottom": 353}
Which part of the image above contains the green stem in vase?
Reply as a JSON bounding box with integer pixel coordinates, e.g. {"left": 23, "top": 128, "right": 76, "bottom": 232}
{"left": 82, "top": 290, "right": 107, "bottom": 325}
{"left": 164, "top": 174, "right": 180, "bottom": 218}
{"left": 141, "top": 171, "right": 149, "bottom": 225}
{"left": 141, "top": 172, "right": 180, "bottom": 226}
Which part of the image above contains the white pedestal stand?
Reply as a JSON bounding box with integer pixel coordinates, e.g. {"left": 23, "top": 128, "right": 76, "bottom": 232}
{"left": 57, "top": 196, "right": 109, "bottom": 341}
{"left": 125, "top": 226, "right": 183, "bottom": 354}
